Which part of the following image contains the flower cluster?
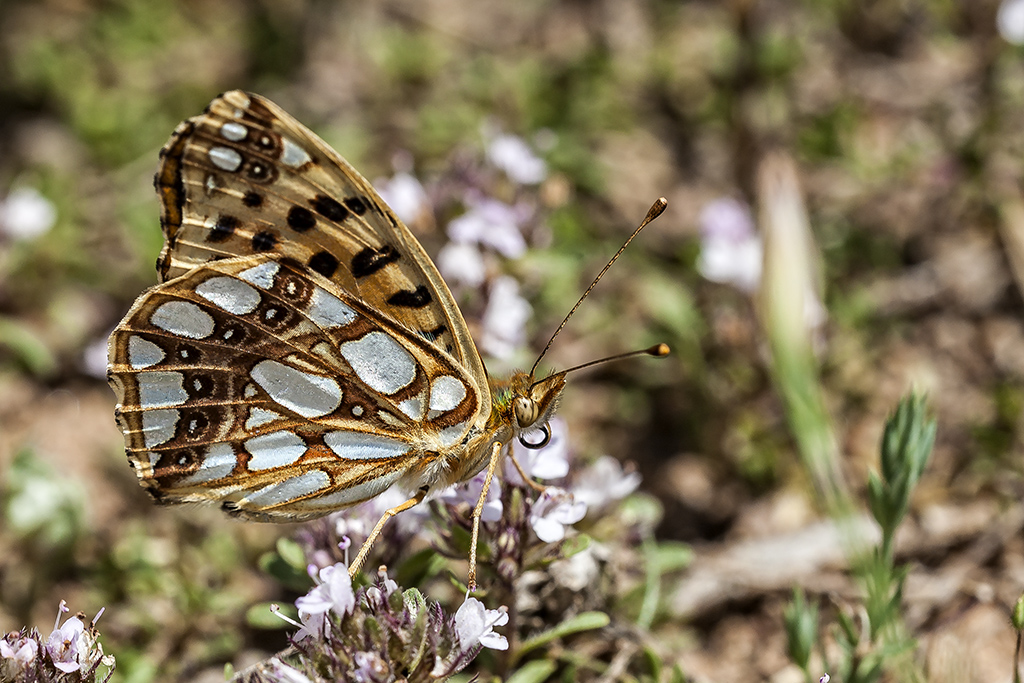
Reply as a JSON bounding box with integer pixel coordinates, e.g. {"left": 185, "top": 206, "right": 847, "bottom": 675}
{"left": 297, "top": 417, "right": 642, "bottom": 596}
{"left": 375, "top": 128, "right": 551, "bottom": 362}
{"left": 277, "top": 417, "right": 652, "bottom": 681}
{"left": 0, "top": 601, "right": 114, "bottom": 683}
{"left": 264, "top": 566, "right": 508, "bottom": 682}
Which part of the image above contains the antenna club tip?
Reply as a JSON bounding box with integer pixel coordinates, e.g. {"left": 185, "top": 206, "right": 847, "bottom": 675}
{"left": 645, "top": 198, "right": 668, "bottom": 222}
{"left": 647, "top": 343, "right": 671, "bottom": 357}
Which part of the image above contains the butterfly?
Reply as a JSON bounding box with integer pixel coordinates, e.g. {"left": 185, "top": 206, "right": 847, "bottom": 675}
{"left": 107, "top": 91, "right": 667, "bottom": 590}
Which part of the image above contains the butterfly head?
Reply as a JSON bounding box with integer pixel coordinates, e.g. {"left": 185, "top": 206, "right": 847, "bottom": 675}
{"left": 489, "top": 370, "right": 567, "bottom": 450}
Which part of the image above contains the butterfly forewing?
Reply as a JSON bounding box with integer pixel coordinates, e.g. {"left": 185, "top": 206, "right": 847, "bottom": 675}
{"left": 109, "top": 254, "right": 483, "bottom": 521}
{"left": 155, "top": 90, "right": 486, "bottom": 389}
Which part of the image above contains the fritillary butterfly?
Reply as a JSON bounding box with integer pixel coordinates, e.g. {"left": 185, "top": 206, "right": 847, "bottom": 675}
{"left": 107, "top": 91, "right": 667, "bottom": 588}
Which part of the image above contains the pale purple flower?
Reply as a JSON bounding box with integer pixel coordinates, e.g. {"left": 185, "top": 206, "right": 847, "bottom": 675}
{"left": 487, "top": 134, "right": 548, "bottom": 185}
{"left": 440, "top": 470, "right": 503, "bottom": 523}
{"left": 376, "top": 171, "right": 430, "bottom": 225}
{"left": 437, "top": 241, "right": 487, "bottom": 288}
{"left": 447, "top": 195, "right": 529, "bottom": 258}
{"left": 572, "top": 455, "right": 641, "bottom": 509}
{"left": 365, "top": 567, "right": 400, "bottom": 608}
{"left": 697, "top": 197, "right": 762, "bottom": 293}
{"left": 480, "top": 275, "right": 532, "bottom": 359}
{"left": 0, "top": 635, "right": 38, "bottom": 667}
{"left": 454, "top": 597, "right": 509, "bottom": 652}
{"left": 999, "top": 0, "right": 1024, "bottom": 43}
{"left": 46, "top": 613, "right": 84, "bottom": 673}
{"left": 506, "top": 417, "right": 570, "bottom": 486}
{"left": 0, "top": 186, "right": 57, "bottom": 240}
{"left": 294, "top": 563, "right": 355, "bottom": 640}
{"left": 819, "top": 675, "right": 830, "bottom": 683}
{"left": 529, "top": 487, "right": 587, "bottom": 543}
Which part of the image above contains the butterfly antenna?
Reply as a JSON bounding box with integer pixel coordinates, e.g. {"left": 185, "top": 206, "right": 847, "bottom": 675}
{"left": 531, "top": 343, "right": 670, "bottom": 388}
{"left": 529, "top": 197, "right": 668, "bottom": 378}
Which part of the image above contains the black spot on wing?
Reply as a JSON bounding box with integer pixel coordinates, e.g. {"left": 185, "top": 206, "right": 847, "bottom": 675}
{"left": 309, "top": 251, "right": 339, "bottom": 278}
{"left": 344, "top": 197, "right": 369, "bottom": 216}
{"left": 352, "top": 245, "right": 400, "bottom": 278}
{"left": 209, "top": 214, "right": 239, "bottom": 242}
{"left": 311, "top": 194, "right": 349, "bottom": 222}
{"left": 242, "top": 191, "right": 263, "bottom": 208}
{"left": 287, "top": 206, "right": 316, "bottom": 232}
{"left": 252, "top": 231, "right": 277, "bottom": 251}
{"left": 387, "top": 286, "right": 432, "bottom": 308}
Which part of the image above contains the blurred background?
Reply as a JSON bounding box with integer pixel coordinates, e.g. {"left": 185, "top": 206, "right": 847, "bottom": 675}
{"left": 3, "top": 0, "right": 1024, "bottom": 681}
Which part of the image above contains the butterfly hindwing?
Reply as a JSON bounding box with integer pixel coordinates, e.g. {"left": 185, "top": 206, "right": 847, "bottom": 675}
{"left": 108, "top": 255, "right": 482, "bottom": 520}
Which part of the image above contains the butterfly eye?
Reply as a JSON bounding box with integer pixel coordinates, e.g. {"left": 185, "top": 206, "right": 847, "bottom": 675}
{"left": 513, "top": 396, "right": 539, "bottom": 428}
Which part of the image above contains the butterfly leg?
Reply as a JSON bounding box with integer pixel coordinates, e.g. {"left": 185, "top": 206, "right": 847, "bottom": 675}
{"left": 348, "top": 486, "right": 428, "bottom": 579}
{"left": 508, "top": 450, "right": 548, "bottom": 493}
{"left": 467, "top": 440, "right": 504, "bottom": 593}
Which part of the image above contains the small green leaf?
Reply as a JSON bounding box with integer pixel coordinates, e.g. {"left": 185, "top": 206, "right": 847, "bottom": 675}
{"left": 258, "top": 550, "right": 310, "bottom": 591}
{"left": 506, "top": 659, "right": 558, "bottom": 683}
{"left": 0, "top": 316, "right": 58, "bottom": 376}
{"left": 514, "top": 611, "right": 610, "bottom": 661}
{"left": 276, "top": 537, "right": 308, "bottom": 570}
{"left": 560, "top": 533, "right": 591, "bottom": 558}
{"left": 669, "top": 663, "right": 688, "bottom": 683}
{"left": 641, "top": 644, "right": 663, "bottom": 679}
{"left": 395, "top": 547, "right": 447, "bottom": 587}
{"left": 618, "top": 492, "right": 664, "bottom": 528}
{"left": 245, "top": 602, "right": 292, "bottom": 630}
{"left": 784, "top": 587, "right": 818, "bottom": 670}
{"left": 651, "top": 541, "right": 694, "bottom": 573}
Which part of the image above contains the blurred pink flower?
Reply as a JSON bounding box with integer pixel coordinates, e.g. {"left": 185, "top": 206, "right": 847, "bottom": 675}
{"left": 486, "top": 133, "right": 548, "bottom": 185}
{"left": 697, "top": 197, "right": 762, "bottom": 293}
{"left": 480, "top": 276, "right": 532, "bottom": 359}
{"left": 572, "top": 455, "right": 641, "bottom": 509}
{"left": 437, "top": 242, "right": 486, "bottom": 288}
{"left": 440, "top": 470, "right": 503, "bottom": 522}
{"left": 376, "top": 171, "right": 430, "bottom": 225}
{"left": 331, "top": 486, "right": 431, "bottom": 554}
{"left": 529, "top": 487, "right": 587, "bottom": 543}
{"left": 266, "top": 657, "right": 315, "bottom": 683}
{"left": 0, "top": 186, "right": 56, "bottom": 241}
{"left": 998, "top": 0, "right": 1024, "bottom": 43}
{"left": 447, "top": 195, "right": 529, "bottom": 258}
{"left": 353, "top": 651, "right": 390, "bottom": 681}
